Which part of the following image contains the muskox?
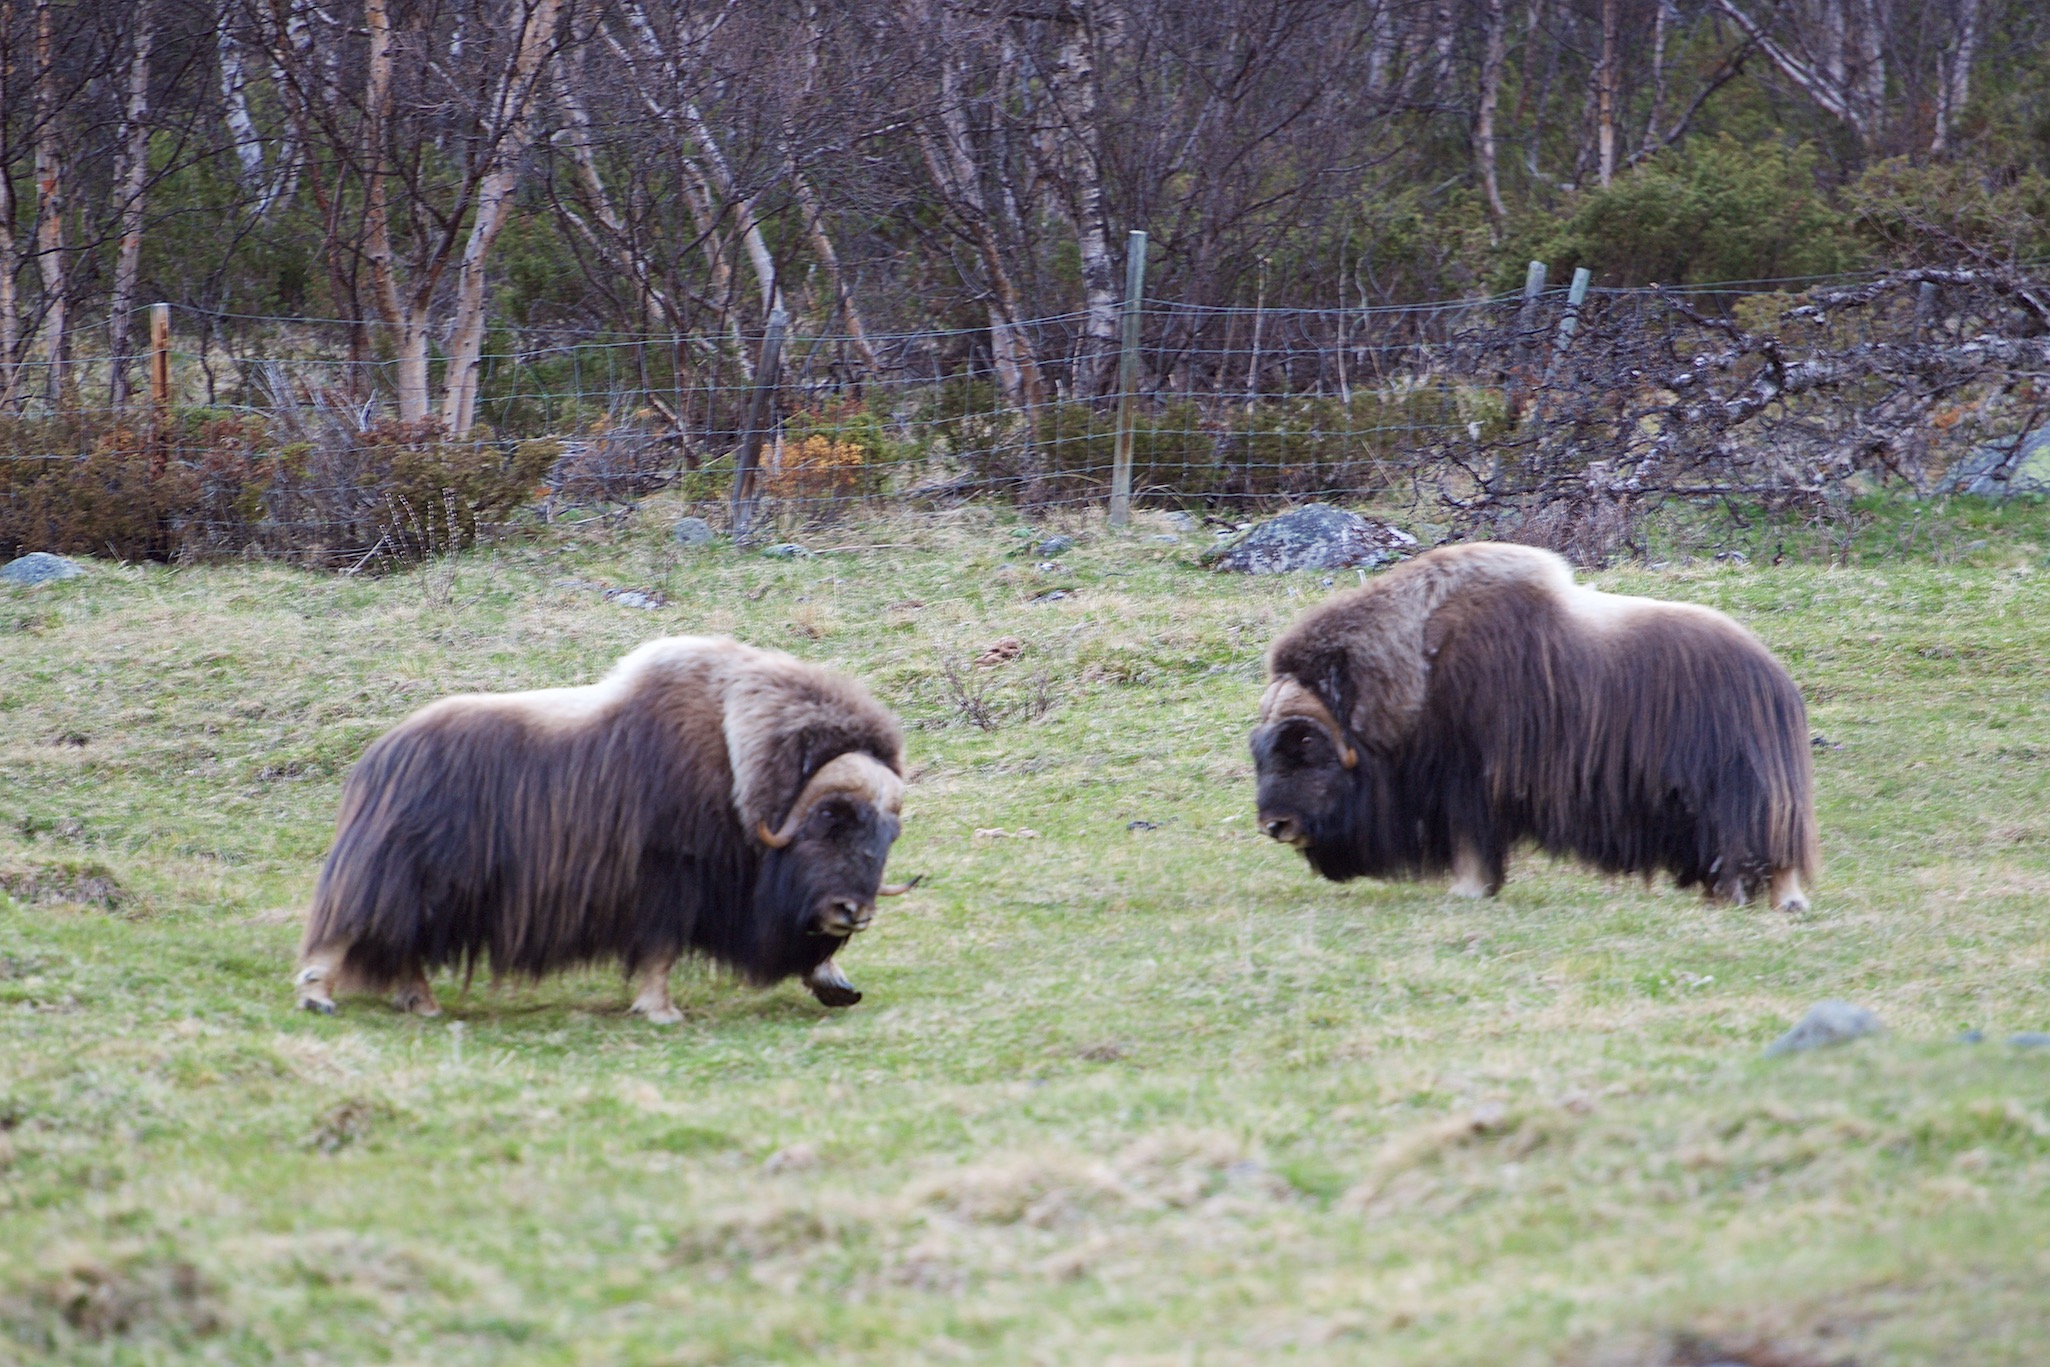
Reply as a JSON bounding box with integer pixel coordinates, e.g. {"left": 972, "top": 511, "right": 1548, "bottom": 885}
{"left": 1251, "top": 543, "right": 1817, "bottom": 909}
{"left": 294, "top": 636, "right": 913, "bottom": 1020}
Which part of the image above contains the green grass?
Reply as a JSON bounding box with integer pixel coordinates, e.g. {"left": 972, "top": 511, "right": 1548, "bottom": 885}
{"left": 2, "top": 500, "right": 2048, "bottom": 1366}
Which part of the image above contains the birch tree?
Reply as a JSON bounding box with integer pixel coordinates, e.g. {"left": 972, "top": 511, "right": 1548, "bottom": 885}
{"left": 108, "top": 0, "right": 158, "bottom": 408}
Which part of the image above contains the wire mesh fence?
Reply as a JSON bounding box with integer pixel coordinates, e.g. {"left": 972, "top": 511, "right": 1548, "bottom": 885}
{"left": 3, "top": 265, "right": 2046, "bottom": 567}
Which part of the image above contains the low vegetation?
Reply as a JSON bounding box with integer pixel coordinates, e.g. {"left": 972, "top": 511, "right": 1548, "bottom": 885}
{"left": 1, "top": 499, "right": 2047, "bottom": 1364}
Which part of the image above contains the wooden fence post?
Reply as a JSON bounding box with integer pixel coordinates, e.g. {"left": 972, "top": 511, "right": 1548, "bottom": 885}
{"left": 1550, "top": 266, "right": 1591, "bottom": 363}
{"left": 1492, "top": 260, "right": 1548, "bottom": 494}
{"left": 149, "top": 303, "right": 171, "bottom": 412}
{"left": 730, "top": 307, "right": 788, "bottom": 541}
{"left": 1108, "top": 229, "right": 1147, "bottom": 529}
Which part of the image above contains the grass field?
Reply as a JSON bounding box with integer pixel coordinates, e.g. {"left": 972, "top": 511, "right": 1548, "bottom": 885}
{"left": 2, "top": 499, "right": 2048, "bottom": 1366}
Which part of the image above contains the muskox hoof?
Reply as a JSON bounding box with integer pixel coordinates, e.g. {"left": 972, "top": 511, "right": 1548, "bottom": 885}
{"left": 632, "top": 1004, "right": 686, "bottom": 1025}
{"left": 804, "top": 960, "right": 863, "bottom": 1008}
{"left": 808, "top": 981, "right": 863, "bottom": 1008}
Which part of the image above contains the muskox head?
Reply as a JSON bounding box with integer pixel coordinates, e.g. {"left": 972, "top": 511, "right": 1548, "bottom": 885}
{"left": 1250, "top": 677, "right": 1368, "bottom": 874}
{"left": 750, "top": 750, "right": 909, "bottom": 979}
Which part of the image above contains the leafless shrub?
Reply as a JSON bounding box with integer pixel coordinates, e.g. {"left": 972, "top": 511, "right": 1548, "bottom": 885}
{"left": 541, "top": 427, "right": 676, "bottom": 516}
{"left": 938, "top": 653, "right": 1000, "bottom": 731}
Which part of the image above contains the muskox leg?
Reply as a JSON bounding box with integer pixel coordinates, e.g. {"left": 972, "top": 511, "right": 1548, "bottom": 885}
{"left": 390, "top": 963, "right": 442, "bottom": 1018}
{"left": 294, "top": 941, "right": 349, "bottom": 1015}
{"left": 804, "top": 957, "right": 863, "bottom": 1008}
{"left": 629, "top": 955, "right": 685, "bottom": 1025}
{"left": 1448, "top": 839, "right": 1502, "bottom": 899}
{"left": 1769, "top": 867, "right": 1811, "bottom": 913}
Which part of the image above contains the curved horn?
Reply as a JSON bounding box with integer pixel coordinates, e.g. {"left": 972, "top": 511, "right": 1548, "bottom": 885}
{"left": 876, "top": 874, "right": 924, "bottom": 897}
{"left": 755, "top": 751, "right": 907, "bottom": 848}
{"left": 1260, "top": 676, "right": 1358, "bottom": 769}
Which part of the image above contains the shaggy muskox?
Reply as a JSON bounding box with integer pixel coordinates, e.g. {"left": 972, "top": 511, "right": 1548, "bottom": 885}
{"left": 1251, "top": 543, "right": 1817, "bottom": 909}
{"left": 295, "top": 636, "right": 912, "bottom": 1020}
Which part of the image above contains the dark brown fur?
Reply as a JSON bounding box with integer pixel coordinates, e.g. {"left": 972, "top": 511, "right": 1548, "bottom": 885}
{"left": 1252, "top": 543, "right": 1818, "bottom": 903}
{"left": 297, "top": 636, "right": 905, "bottom": 1011}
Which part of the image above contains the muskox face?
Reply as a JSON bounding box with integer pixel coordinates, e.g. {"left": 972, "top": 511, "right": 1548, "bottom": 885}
{"left": 1252, "top": 716, "right": 1356, "bottom": 853}
{"left": 1251, "top": 676, "right": 1368, "bottom": 878}
{"left": 763, "top": 794, "right": 902, "bottom": 943}
{"left": 750, "top": 751, "right": 908, "bottom": 983}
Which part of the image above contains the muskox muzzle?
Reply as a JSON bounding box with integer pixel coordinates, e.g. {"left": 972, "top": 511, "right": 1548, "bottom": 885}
{"left": 1250, "top": 677, "right": 1360, "bottom": 859}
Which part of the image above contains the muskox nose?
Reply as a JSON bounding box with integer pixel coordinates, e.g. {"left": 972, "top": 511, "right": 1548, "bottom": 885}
{"left": 820, "top": 898, "right": 872, "bottom": 937}
{"left": 1262, "top": 814, "right": 1303, "bottom": 845}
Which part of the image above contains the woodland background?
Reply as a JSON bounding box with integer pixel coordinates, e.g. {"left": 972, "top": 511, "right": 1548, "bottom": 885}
{"left": 0, "top": 0, "right": 2046, "bottom": 561}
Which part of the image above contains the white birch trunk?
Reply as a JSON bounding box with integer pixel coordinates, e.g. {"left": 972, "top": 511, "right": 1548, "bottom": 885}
{"left": 1932, "top": 0, "right": 1981, "bottom": 154}
{"left": 110, "top": 0, "right": 158, "bottom": 408}
{"left": 357, "top": 0, "right": 432, "bottom": 423}
{"left": 441, "top": 0, "right": 565, "bottom": 434}
{"left": 1476, "top": 0, "right": 1509, "bottom": 219}
{"left": 1045, "top": 7, "right": 1119, "bottom": 392}
{"left": 32, "top": 0, "right": 68, "bottom": 407}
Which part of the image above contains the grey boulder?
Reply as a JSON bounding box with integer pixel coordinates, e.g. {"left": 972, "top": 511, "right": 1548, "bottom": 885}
{"left": 672, "top": 516, "right": 716, "bottom": 547}
{"left": 1765, "top": 1000, "right": 1883, "bottom": 1056}
{"left": 1200, "top": 504, "right": 1417, "bottom": 575}
{"left": 1, "top": 552, "right": 83, "bottom": 587}
{"left": 1937, "top": 430, "right": 2050, "bottom": 498}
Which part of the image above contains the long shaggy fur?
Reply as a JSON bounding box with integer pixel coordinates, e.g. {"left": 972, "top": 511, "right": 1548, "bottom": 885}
{"left": 1255, "top": 543, "right": 1818, "bottom": 901}
{"left": 300, "top": 636, "right": 904, "bottom": 996}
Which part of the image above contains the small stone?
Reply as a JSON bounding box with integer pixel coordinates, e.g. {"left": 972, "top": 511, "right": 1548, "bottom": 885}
{"left": 672, "top": 516, "right": 715, "bottom": 547}
{"left": 2008, "top": 1032, "right": 2050, "bottom": 1048}
{"left": 1126, "top": 819, "right": 1159, "bottom": 831}
{"left": 1035, "top": 560, "right": 1061, "bottom": 573}
{"left": 1765, "top": 1000, "right": 1883, "bottom": 1056}
{"left": 604, "top": 588, "right": 666, "bottom": 610}
{"left": 1151, "top": 534, "right": 1180, "bottom": 543}
{"left": 1030, "top": 588, "right": 1071, "bottom": 603}
{"left": 763, "top": 1143, "right": 819, "bottom": 1173}
{"left": 1037, "top": 535, "right": 1075, "bottom": 556}
{"left": 1164, "top": 512, "right": 1198, "bottom": 531}
{"left": 761, "top": 543, "right": 810, "bottom": 559}
{"left": 1957, "top": 1029, "right": 1985, "bottom": 1044}
{"left": 1, "top": 552, "right": 82, "bottom": 587}
{"left": 1714, "top": 550, "right": 1749, "bottom": 564}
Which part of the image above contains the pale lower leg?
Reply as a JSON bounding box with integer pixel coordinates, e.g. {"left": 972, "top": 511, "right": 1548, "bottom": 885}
{"left": 1769, "top": 867, "right": 1810, "bottom": 913}
{"left": 804, "top": 957, "right": 862, "bottom": 1008}
{"left": 390, "top": 964, "right": 441, "bottom": 1017}
{"left": 1449, "top": 840, "right": 1495, "bottom": 899}
{"left": 294, "top": 941, "right": 349, "bottom": 1014}
{"left": 629, "top": 957, "right": 683, "bottom": 1024}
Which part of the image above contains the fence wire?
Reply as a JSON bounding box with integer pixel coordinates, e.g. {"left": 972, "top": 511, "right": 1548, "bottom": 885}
{"left": 3, "top": 266, "right": 2047, "bottom": 566}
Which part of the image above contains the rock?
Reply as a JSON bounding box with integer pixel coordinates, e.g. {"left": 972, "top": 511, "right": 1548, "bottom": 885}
{"left": 671, "top": 516, "right": 715, "bottom": 547}
{"left": 761, "top": 543, "right": 811, "bottom": 559}
{"left": 1037, "top": 535, "right": 1075, "bottom": 556}
{"left": 1, "top": 552, "right": 82, "bottom": 587}
{"left": 1030, "top": 588, "right": 1071, "bottom": 603}
{"left": 1164, "top": 512, "right": 1199, "bottom": 531}
{"left": 1714, "top": 549, "right": 1749, "bottom": 564}
{"left": 604, "top": 588, "right": 666, "bottom": 610}
{"left": 1151, "top": 534, "right": 1180, "bottom": 543}
{"left": 762, "top": 1143, "right": 820, "bottom": 1173}
{"left": 1126, "top": 820, "right": 1160, "bottom": 832}
{"left": 1765, "top": 1000, "right": 1883, "bottom": 1056}
{"left": 1200, "top": 504, "right": 1418, "bottom": 575}
{"left": 1958, "top": 1029, "right": 1985, "bottom": 1044}
{"left": 2008, "top": 1032, "right": 2050, "bottom": 1048}
{"left": 1937, "top": 429, "right": 2050, "bottom": 498}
